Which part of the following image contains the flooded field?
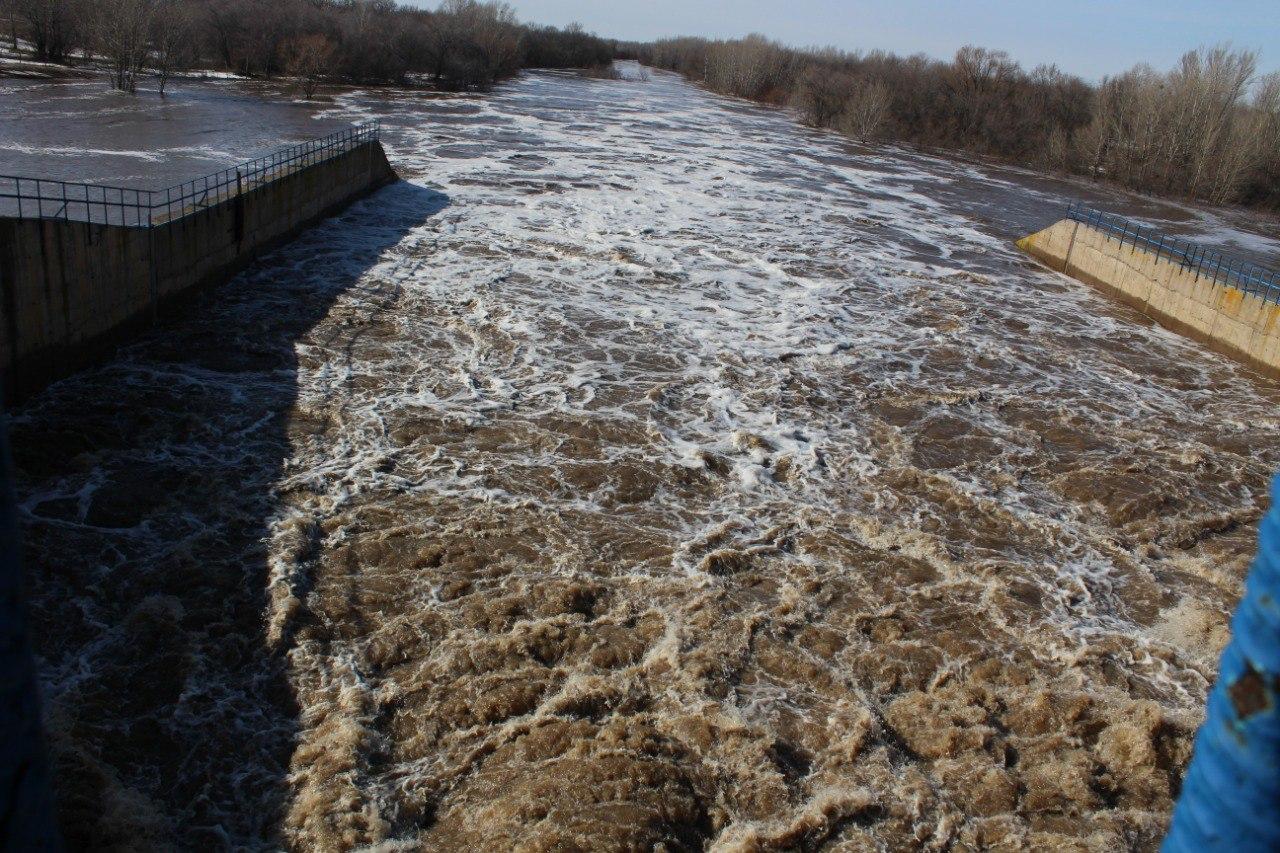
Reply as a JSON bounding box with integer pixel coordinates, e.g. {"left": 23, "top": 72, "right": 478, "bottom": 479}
{"left": 0, "top": 74, "right": 352, "bottom": 189}
{"left": 10, "top": 64, "right": 1280, "bottom": 850}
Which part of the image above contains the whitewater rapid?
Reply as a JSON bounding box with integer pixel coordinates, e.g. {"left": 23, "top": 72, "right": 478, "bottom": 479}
{"left": 13, "top": 64, "right": 1280, "bottom": 850}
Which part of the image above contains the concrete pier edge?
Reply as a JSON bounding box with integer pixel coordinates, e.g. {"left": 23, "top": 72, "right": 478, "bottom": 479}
{"left": 0, "top": 141, "right": 399, "bottom": 405}
{"left": 1017, "top": 220, "right": 1280, "bottom": 379}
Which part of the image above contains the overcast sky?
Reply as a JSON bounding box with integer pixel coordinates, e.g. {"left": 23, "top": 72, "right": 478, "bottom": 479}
{"left": 408, "top": 0, "right": 1280, "bottom": 82}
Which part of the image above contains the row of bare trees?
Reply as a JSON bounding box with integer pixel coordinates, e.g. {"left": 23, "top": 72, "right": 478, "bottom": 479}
{"left": 641, "top": 36, "right": 1280, "bottom": 210}
{"left": 0, "top": 0, "right": 617, "bottom": 92}
{"left": 83, "top": 0, "right": 193, "bottom": 93}
{"left": 6, "top": 1, "right": 1274, "bottom": 209}
{"left": 1080, "top": 48, "right": 1279, "bottom": 206}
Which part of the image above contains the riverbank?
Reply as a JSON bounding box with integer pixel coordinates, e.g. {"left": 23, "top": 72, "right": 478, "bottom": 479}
{"left": 640, "top": 38, "right": 1280, "bottom": 214}
{"left": 3, "top": 64, "right": 1277, "bottom": 268}
{"left": 661, "top": 65, "right": 1280, "bottom": 271}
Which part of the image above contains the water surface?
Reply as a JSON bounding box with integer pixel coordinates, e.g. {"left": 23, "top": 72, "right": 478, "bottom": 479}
{"left": 11, "top": 64, "right": 1280, "bottom": 850}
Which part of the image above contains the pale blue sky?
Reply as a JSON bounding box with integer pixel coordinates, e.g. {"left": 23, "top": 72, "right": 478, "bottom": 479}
{"left": 414, "top": 0, "right": 1280, "bottom": 82}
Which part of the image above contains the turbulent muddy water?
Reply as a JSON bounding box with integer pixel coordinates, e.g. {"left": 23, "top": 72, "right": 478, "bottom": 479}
{"left": 12, "top": 64, "right": 1280, "bottom": 850}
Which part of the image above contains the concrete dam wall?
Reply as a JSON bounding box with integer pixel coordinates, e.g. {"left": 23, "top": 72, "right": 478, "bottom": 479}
{"left": 0, "top": 133, "right": 397, "bottom": 404}
{"left": 1018, "top": 218, "right": 1280, "bottom": 376}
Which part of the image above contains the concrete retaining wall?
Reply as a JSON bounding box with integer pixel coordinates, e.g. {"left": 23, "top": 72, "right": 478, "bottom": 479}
{"left": 0, "top": 141, "right": 397, "bottom": 403}
{"left": 1018, "top": 219, "right": 1280, "bottom": 376}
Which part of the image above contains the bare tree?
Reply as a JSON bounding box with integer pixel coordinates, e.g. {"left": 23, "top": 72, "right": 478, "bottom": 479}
{"left": 705, "top": 34, "right": 792, "bottom": 101}
{"left": 13, "top": 0, "right": 77, "bottom": 63}
{"left": 1077, "top": 46, "right": 1264, "bottom": 203}
{"left": 1245, "top": 72, "right": 1280, "bottom": 206}
{"left": 95, "top": 0, "right": 156, "bottom": 92}
{"left": 204, "top": 0, "right": 246, "bottom": 70}
{"left": 2, "top": 0, "right": 19, "bottom": 51}
{"left": 284, "top": 32, "right": 334, "bottom": 99}
{"left": 524, "top": 20, "right": 614, "bottom": 70}
{"left": 151, "top": 0, "right": 193, "bottom": 95}
{"left": 792, "top": 66, "right": 853, "bottom": 127}
{"left": 946, "top": 45, "right": 1019, "bottom": 144}
{"left": 837, "top": 80, "right": 891, "bottom": 140}
{"left": 1176, "top": 46, "right": 1257, "bottom": 199}
{"left": 239, "top": 0, "right": 297, "bottom": 78}
{"left": 448, "top": 0, "right": 520, "bottom": 88}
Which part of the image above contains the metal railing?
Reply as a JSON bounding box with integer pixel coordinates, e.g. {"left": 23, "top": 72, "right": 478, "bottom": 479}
{"left": 1067, "top": 202, "right": 1280, "bottom": 305}
{"left": 0, "top": 121, "right": 381, "bottom": 229}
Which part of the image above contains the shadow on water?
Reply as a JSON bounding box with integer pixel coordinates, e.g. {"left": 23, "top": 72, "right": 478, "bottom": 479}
{"left": 6, "top": 181, "right": 449, "bottom": 849}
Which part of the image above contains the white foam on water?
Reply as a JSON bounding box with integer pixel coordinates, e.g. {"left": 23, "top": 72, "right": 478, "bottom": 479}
{"left": 14, "top": 62, "right": 1280, "bottom": 849}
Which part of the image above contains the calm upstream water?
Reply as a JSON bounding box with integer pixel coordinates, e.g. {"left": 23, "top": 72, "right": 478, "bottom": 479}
{"left": 8, "top": 63, "right": 1280, "bottom": 850}
{"left": 0, "top": 75, "right": 351, "bottom": 188}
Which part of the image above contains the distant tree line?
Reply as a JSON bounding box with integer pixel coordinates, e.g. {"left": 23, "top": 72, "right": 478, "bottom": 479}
{"left": 640, "top": 36, "right": 1280, "bottom": 210}
{"left": 0, "top": 0, "right": 617, "bottom": 92}
{"left": 5, "top": 1, "right": 1277, "bottom": 210}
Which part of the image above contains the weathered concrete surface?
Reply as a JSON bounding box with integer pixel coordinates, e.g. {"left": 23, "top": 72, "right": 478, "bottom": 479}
{"left": 1018, "top": 219, "right": 1280, "bottom": 377}
{"left": 0, "top": 141, "right": 397, "bottom": 403}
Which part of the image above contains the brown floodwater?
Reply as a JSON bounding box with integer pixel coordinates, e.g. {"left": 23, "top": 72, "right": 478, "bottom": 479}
{"left": 9, "top": 63, "right": 1280, "bottom": 851}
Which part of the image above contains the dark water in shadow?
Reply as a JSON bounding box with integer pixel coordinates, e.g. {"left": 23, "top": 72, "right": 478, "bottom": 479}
{"left": 9, "top": 182, "right": 448, "bottom": 848}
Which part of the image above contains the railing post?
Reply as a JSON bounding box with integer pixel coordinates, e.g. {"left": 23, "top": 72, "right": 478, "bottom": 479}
{"left": 147, "top": 191, "right": 158, "bottom": 324}
{"left": 233, "top": 169, "right": 244, "bottom": 247}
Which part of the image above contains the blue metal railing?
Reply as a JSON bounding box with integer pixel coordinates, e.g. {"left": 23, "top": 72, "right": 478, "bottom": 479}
{"left": 1067, "top": 203, "right": 1280, "bottom": 306}
{"left": 0, "top": 121, "right": 381, "bottom": 229}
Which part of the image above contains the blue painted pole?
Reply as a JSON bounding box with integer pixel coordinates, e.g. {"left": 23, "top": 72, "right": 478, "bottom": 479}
{"left": 1165, "top": 475, "right": 1280, "bottom": 851}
